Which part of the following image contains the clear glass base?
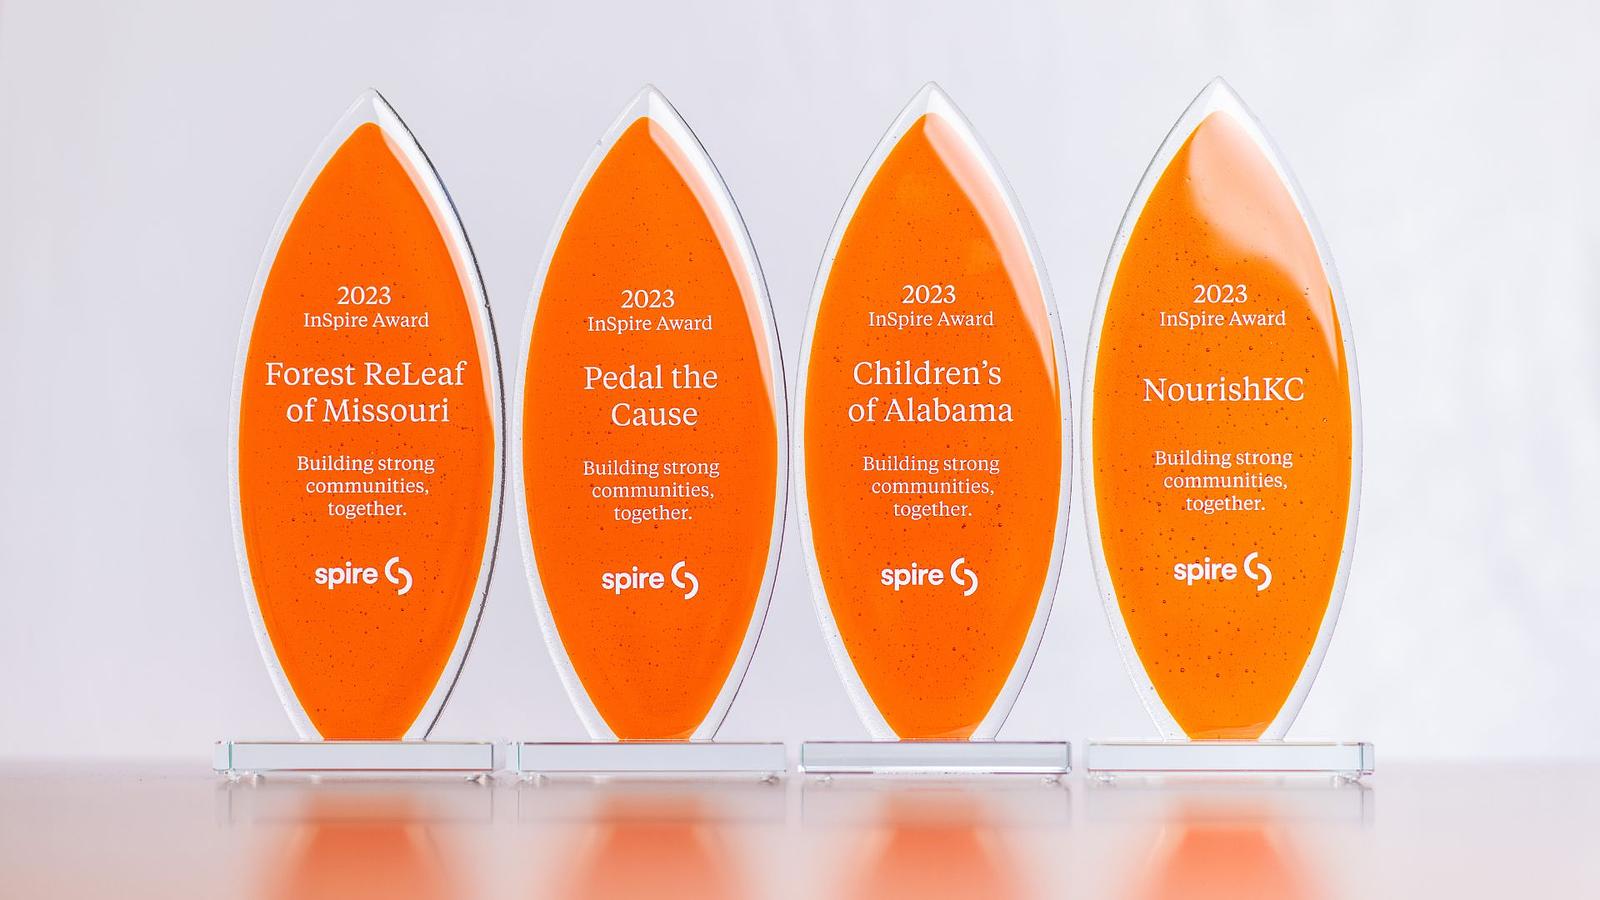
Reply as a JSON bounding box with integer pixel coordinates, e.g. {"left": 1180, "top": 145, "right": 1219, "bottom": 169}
{"left": 799, "top": 741, "right": 1070, "bottom": 775}
{"left": 212, "top": 740, "right": 498, "bottom": 777}
{"left": 1085, "top": 740, "right": 1373, "bottom": 777}
{"left": 510, "top": 741, "right": 786, "bottom": 778}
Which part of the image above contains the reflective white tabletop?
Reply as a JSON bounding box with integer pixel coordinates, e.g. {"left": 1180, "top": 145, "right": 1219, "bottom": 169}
{"left": 0, "top": 763, "right": 1594, "bottom": 898}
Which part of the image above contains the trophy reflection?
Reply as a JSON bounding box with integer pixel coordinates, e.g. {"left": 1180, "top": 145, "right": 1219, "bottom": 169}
{"left": 253, "top": 789, "right": 472, "bottom": 900}
{"left": 843, "top": 792, "right": 1029, "bottom": 900}
{"left": 542, "top": 788, "right": 765, "bottom": 900}
{"left": 1118, "top": 789, "right": 1367, "bottom": 900}
{"left": 1133, "top": 813, "right": 1317, "bottom": 900}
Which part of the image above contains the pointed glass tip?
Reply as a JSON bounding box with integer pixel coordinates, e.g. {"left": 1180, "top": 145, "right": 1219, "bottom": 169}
{"left": 337, "top": 88, "right": 398, "bottom": 126}
{"left": 900, "top": 81, "right": 962, "bottom": 123}
{"left": 1186, "top": 77, "right": 1257, "bottom": 125}
{"left": 618, "top": 83, "right": 681, "bottom": 126}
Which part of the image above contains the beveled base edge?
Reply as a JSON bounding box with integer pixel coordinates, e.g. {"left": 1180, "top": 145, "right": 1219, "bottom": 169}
{"left": 511, "top": 741, "right": 786, "bottom": 777}
{"left": 1085, "top": 740, "right": 1374, "bottom": 777}
{"left": 213, "top": 740, "right": 498, "bottom": 776}
{"left": 799, "top": 741, "right": 1070, "bottom": 775}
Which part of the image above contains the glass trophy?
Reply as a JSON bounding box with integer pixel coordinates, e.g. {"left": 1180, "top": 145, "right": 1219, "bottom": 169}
{"left": 219, "top": 90, "right": 503, "bottom": 777}
{"left": 1082, "top": 80, "right": 1370, "bottom": 777}
{"left": 795, "top": 85, "right": 1071, "bottom": 775}
{"left": 512, "top": 87, "right": 786, "bottom": 777}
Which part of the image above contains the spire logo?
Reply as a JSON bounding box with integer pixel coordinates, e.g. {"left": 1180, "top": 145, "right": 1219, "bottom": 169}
{"left": 880, "top": 557, "right": 980, "bottom": 597}
{"left": 601, "top": 560, "right": 700, "bottom": 601}
{"left": 1173, "top": 551, "right": 1272, "bottom": 592}
{"left": 313, "top": 556, "right": 412, "bottom": 595}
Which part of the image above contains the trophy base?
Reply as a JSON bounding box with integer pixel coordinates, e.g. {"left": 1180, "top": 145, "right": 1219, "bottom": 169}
{"left": 510, "top": 741, "right": 786, "bottom": 779}
{"left": 799, "top": 740, "right": 1070, "bottom": 776}
{"left": 1084, "top": 740, "right": 1373, "bottom": 779}
{"left": 213, "top": 740, "right": 499, "bottom": 778}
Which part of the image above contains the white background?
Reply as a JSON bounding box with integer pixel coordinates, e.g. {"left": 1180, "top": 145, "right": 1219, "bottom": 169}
{"left": 1, "top": 0, "right": 1596, "bottom": 762}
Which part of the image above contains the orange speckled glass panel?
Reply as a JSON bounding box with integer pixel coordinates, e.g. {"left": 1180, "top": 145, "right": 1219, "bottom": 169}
{"left": 804, "top": 113, "right": 1062, "bottom": 739}
{"left": 522, "top": 118, "right": 779, "bottom": 740}
{"left": 238, "top": 123, "right": 495, "bottom": 739}
{"left": 1092, "top": 111, "right": 1352, "bottom": 739}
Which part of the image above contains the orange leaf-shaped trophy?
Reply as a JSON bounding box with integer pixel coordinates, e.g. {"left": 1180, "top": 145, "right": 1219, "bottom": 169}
{"left": 513, "top": 88, "right": 786, "bottom": 775}
{"left": 221, "top": 91, "right": 502, "bottom": 775}
{"left": 797, "top": 85, "right": 1070, "bottom": 774}
{"left": 1083, "top": 80, "right": 1369, "bottom": 776}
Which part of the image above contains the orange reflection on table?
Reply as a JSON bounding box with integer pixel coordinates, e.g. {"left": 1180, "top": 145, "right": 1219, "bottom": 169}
{"left": 1128, "top": 804, "right": 1322, "bottom": 900}
{"left": 840, "top": 791, "right": 1031, "bottom": 900}
{"left": 553, "top": 793, "right": 743, "bottom": 900}
{"left": 256, "top": 793, "right": 461, "bottom": 900}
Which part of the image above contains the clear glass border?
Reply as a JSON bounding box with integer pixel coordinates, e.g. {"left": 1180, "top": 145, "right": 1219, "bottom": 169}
{"left": 228, "top": 89, "right": 505, "bottom": 740}
{"left": 792, "top": 83, "right": 1072, "bottom": 740}
{"left": 510, "top": 86, "right": 789, "bottom": 741}
{"left": 1079, "top": 78, "right": 1363, "bottom": 741}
